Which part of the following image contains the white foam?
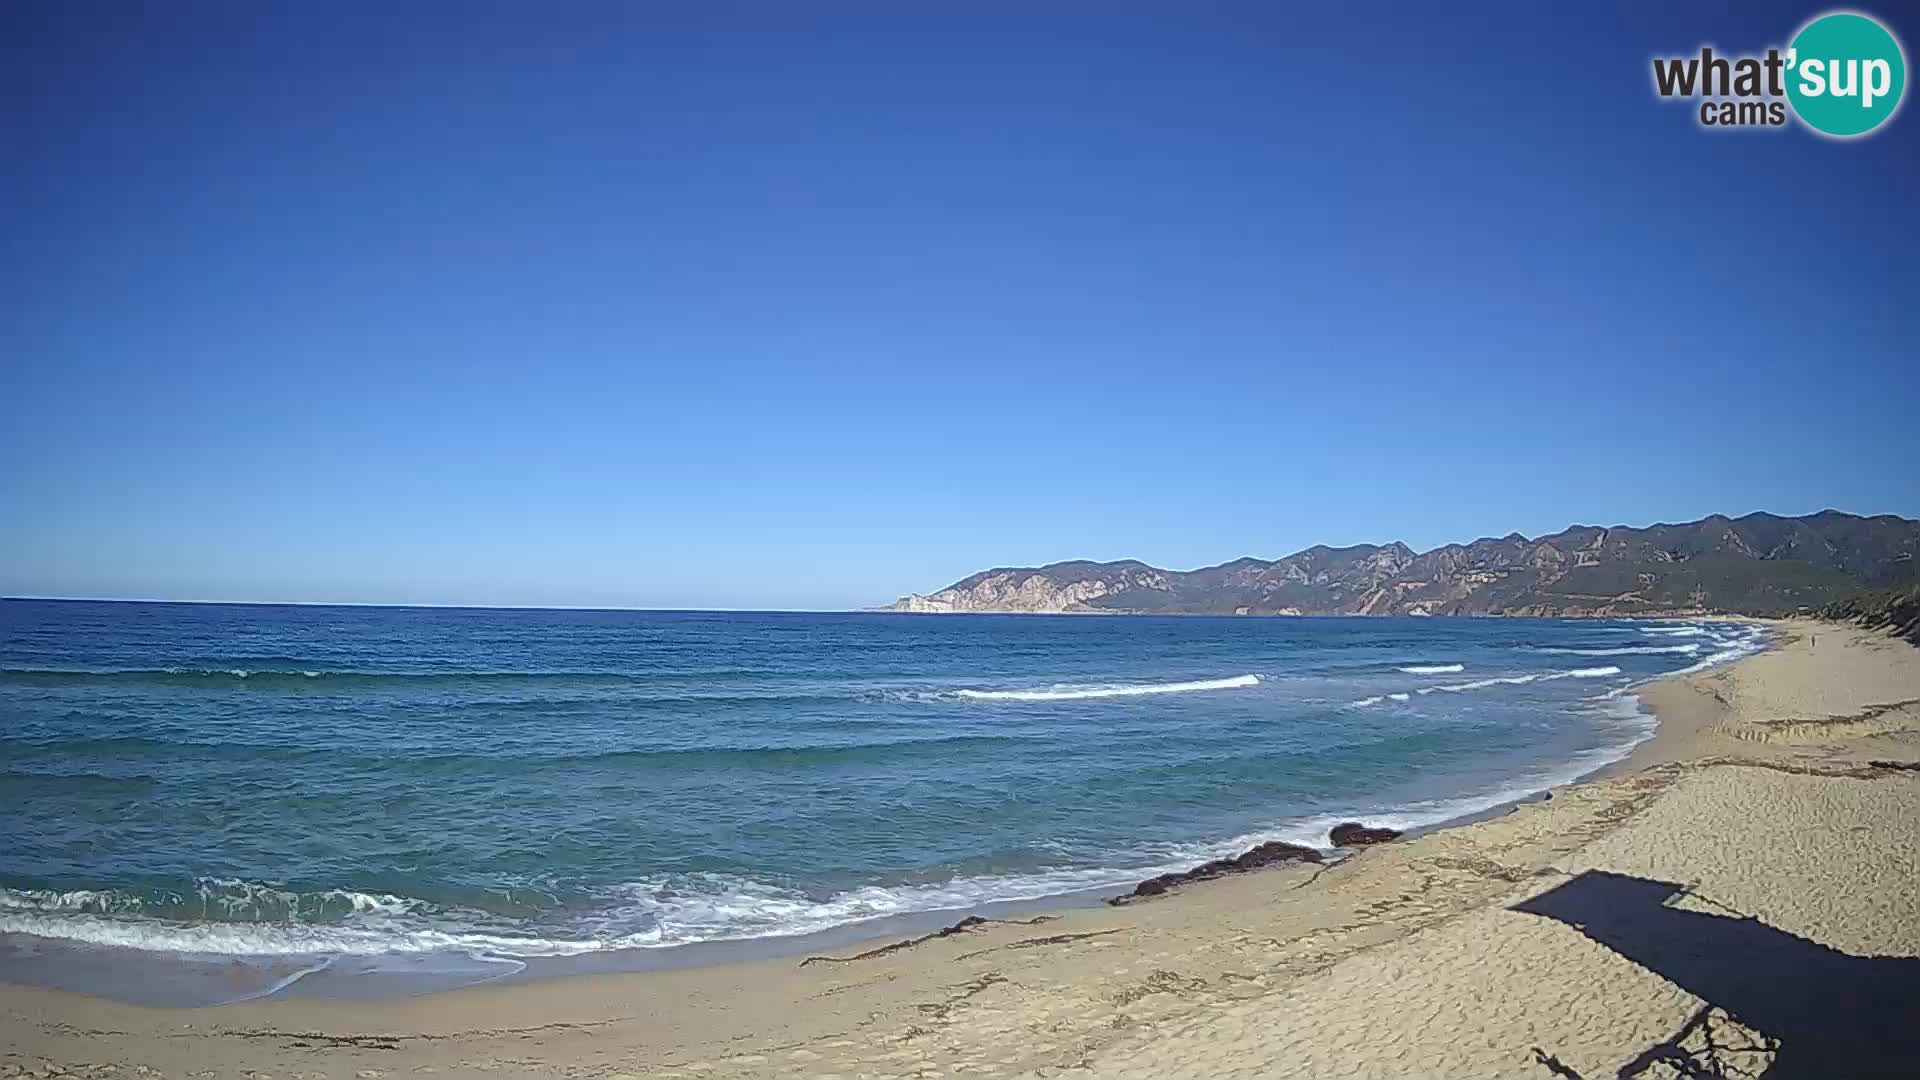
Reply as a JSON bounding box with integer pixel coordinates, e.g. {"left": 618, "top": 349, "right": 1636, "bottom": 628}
{"left": 0, "top": 882, "right": 428, "bottom": 922}
{"left": 956, "top": 673, "right": 1260, "bottom": 702}
{"left": 0, "top": 865, "right": 1205, "bottom": 959}
{"left": 1397, "top": 664, "right": 1463, "bottom": 674}
{"left": 158, "top": 667, "right": 326, "bottom": 678}
{"left": 1418, "top": 674, "right": 1539, "bottom": 694}
{"left": 1670, "top": 643, "right": 1761, "bottom": 676}
{"left": 1641, "top": 625, "right": 1710, "bottom": 637}
{"left": 1350, "top": 691, "right": 1415, "bottom": 708}
{"left": 0, "top": 629, "right": 1768, "bottom": 969}
{"left": 0, "top": 685, "right": 1677, "bottom": 966}
{"left": 1417, "top": 665, "right": 1622, "bottom": 695}
{"left": 1533, "top": 644, "right": 1700, "bottom": 657}
{"left": 0, "top": 911, "right": 615, "bottom": 957}
{"left": 1646, "top": 622, "right": 1770, "bottom": 677}
{"left": 225, "top": 956, "right": 340, "bottom": 1003}
{"left": 611, "top": 740, "right": 1681, "bottom": 938}
{"left": 0, "top": 888, "right": 138, "bottom": 914}
{"left": 585, "top": 866, "right": 1175, "bottom": 947}
{"left": 1580, "top": 623, "right": 1767, "bottom": 698}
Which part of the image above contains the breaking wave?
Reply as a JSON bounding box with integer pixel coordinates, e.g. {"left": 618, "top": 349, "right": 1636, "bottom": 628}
{"left": 1, "top": 860, "right": 1310, "bottom": 957}
{"left": 0, "top": 695, "right": 1660, "bottom": 964}
{"left": 0, "top": 880, "right": 421, "bottom": 922}
{"left": 1415, "top": 665, "right": 1622, "bottom": 695}
{"left": 1531, "top": 644, "right": 1700, "bottom": 657}
{"left": 1349, "top": 691, "right": 1417, "bottom": 708}
{"left": 0, "top": 611, "right": 1769, "bottom": 988}
{"left": 955, "top": 674, "right": 1261, "bottom": 702}
{"left": 1671, "top": 642, "right": 1766, "bottom": 676}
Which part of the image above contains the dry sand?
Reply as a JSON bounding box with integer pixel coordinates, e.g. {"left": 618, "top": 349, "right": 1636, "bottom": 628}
{"left": 5, "top": 621, "right": 1918, "bottom": 1079}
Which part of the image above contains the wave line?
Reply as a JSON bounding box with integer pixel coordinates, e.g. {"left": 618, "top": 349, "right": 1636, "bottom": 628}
{"left": 956, "top": 674, "right": 1261, "bottom": 702}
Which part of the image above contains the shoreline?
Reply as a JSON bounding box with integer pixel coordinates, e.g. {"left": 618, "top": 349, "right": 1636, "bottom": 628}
{"left": 6, "top": 619, "right": 1916, "bottom": 1077}
{"left": 1599, "top": 616, "right": 1788, "bottom": 777}
{"left": 0, "top": 622, "right": 1747, "bottom": 1010}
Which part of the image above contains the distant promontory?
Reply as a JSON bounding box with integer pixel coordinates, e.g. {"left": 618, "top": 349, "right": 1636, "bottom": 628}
{"left": 887, "top": 510, "right": 1919, "bottom": 617}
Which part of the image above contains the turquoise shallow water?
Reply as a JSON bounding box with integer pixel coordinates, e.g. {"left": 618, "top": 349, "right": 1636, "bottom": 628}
{"left": 0, "top": 600, "right": 1765, "bottom": 998}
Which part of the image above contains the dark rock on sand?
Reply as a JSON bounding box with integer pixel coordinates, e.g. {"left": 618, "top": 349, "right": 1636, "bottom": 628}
{"left": 1329, "top": 822, "right": 1403, "bottom": 847}
{"left": 1110, "top": 840, "right": 1322, "bottom": 904}
{"left": 1231, "top": 840, "right": 1324, "bottom": 869}
{"left": 1132, "top": 876, "right": 1175, "bottom": 897}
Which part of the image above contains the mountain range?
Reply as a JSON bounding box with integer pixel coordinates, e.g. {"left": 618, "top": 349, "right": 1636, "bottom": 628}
{"left": 887, "top": 510, "right": 1920, "bottom": 617}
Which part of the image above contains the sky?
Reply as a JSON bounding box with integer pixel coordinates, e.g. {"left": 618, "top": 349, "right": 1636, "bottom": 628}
{"left": 3, "top": 2, "right": 1916, "bottom": 610}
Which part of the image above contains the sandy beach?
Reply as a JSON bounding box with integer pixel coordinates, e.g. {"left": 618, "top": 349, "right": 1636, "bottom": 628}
{"left": 4, "top": 619, "right": 1917, "bottom": 1079}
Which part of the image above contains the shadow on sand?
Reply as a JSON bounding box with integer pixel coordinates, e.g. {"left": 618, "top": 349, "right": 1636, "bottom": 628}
{"left": 1512, "top": 870, "right": 1920, "bottom": 1079}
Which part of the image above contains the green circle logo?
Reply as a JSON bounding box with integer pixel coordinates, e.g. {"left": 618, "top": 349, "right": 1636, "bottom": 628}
{"left": 1786, "top": 12, "right": 1906, "bottom": 137}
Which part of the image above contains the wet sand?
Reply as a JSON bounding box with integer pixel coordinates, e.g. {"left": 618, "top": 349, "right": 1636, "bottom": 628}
{"left": 5, "top": 620, "right": 1918, "bottom": 1079}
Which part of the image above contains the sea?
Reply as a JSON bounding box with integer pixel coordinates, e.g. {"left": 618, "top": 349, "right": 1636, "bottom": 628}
{"left": 0, "top": 599, "right": 1769, "bottom": 1004}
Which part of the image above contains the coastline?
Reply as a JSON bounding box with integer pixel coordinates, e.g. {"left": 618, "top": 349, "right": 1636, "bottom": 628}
{"left": 876, "top": 606, "right": 1743, "bottom": 617}
{"left": 0, "top": 614, "right": 1741, "bottom": 1005}
{"left": 6, "top": 620, "right": 1918, "bottom": 1077}
{"left": 1599, "top": 615, "right": 1788, "bottom": 776}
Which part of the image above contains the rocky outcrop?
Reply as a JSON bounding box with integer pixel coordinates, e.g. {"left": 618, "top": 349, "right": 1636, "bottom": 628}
{"left": 887, "top": 510, "right": 1920, "bottom": 618}
{"left": 893, "top": 562, "right": 1163, "bottom": 614}
{"left": 1109, "top": 840, "right": 1324, "bottom": 904}
{"left": 1329, "top": 822, "right": 1403, "bottom": 847}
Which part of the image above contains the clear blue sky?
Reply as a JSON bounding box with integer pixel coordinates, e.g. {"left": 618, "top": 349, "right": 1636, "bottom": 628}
{"left": 4, "top": 2, "right": 1916, "bottom": 609}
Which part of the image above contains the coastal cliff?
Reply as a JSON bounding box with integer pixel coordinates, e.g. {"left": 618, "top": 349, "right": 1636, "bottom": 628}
{"left": 891, "top": 510, "right": 1920, "bottom": 617}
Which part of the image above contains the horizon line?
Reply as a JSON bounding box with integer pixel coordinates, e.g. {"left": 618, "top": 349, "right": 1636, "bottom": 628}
{"left": 0, "top": 596, "right": 1547, "bottom": 617}
{"left": 0, "top": 595, "right": 871, "bottom": 614}
{"left": 0, "top": 596, "right": 1735, "bottom": 620}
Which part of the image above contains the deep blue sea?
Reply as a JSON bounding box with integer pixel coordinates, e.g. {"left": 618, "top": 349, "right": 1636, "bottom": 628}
{"left": 0, "top": 600, "right": 1766, "bottom": 1001}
